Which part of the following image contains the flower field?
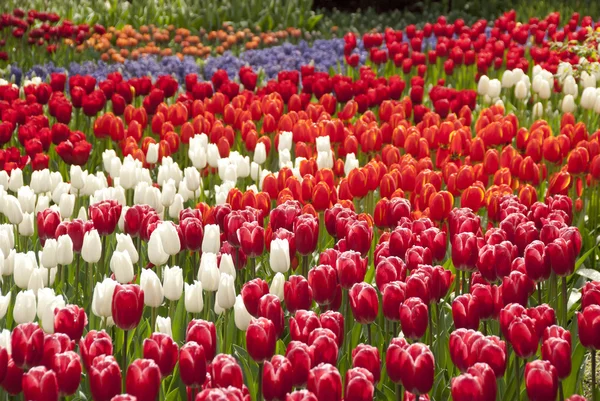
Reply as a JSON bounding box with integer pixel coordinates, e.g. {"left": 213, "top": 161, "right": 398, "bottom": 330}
{"left": 1, "top": 3, "right": 600, "bottom": 401}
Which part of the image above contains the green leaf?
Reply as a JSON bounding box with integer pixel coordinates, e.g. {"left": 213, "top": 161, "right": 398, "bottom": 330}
{"left": 306, "top": 14, "right": 323, "bottom": 31}
{"left": 165, "top": 388, "right": 180, "bottom": 401}
{"left": 575, "top": 246, "right": 597, "bottom": 271}
{"left": 577, "top": 267, "right": 600, "bottom": 282}
{"left": 276, "top": 339, "right": 286, "bottom": 356}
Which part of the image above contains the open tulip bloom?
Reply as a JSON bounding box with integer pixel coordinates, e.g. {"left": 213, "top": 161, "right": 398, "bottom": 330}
{"left": 2, "top": 6, "right": 600, "bottom": 401}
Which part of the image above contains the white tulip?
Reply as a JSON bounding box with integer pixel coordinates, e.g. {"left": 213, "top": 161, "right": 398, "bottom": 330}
{"left": 39, "top": 292, "right": 65, "bottom": 333}
{"left": 17, "top": 186, "right": 36, "bottom": 214}
{"left": 316, "top": 151, "right": 333, "bottom": 170}
{"left": 278, "top": 131, "right": 293, "bottom": 152}
{"left": 59, "top": 193, "right": 76, "bottom": 219}
{"left": 0, "top": 290, "right": 10, "bottom": 319}
{"left": 514, "top": 80, "right": 528, "bottom": 100}
{"left": 250, "top": 162, "right": 260, "bottom": 181}
{"left": 254, "top": 142, "right": 267, "bottom": 165}
{"left": 14, "top": 252, "right": 36, "bottom": 289}
{"left": 595, "top": 96, "right": 600, "bottom": 114}
{"left": 0, "top": 171, "right": 7, "bottom": 189}
{"left": 207, "top": 143, "right": 221, "bottom": 168}
{"left": 141, "top": 269, "right": 164, "bottom": 308}
{"left": 202, "top": 225, "right": 221, "bottom": 254}
{"left": 270, "top": 272, "right": 285, "bottom": 300}
{"left": 70, "top": 165, "right": 87, "bottom": 190}
{"left": 148, "top": 229, "right": 169, "bottom": 266}
{"left": 216, "top": 273, "right": 236, "bottom": 310}
{"left": 19, "top": 212, "right": 34, "bottom": 237}
{"left": 57, "top": 235, "right": 74, "bottom": 265}
{"left": 234, "top": 295, "right": 252, "bottom": 331}
{"left": 82, "top": 230, "right": 102, "bottom": 263}
{"left": 146, "top": 143, "right": 159, "bottom": 164}
{"left": 501, "top": 70, "right": 515, "bottom": 88}
{"left": 35, "top": 196, "right": 50, "bottom": 215}
{"left": 42, "top": 239, "right": 58, "bottom": 269}
{"left": 0, "top": 329, "right": 10, "bottom": 354}
{"left": 14, "top": 290, "right": 37, "bottom": 324}
{"left": 538, "top": 80, "right": 551, "bottom": 100}
{"left": 92, "top": 277, "right": 118, "bottom": 318}
{"left": 8, "top": 168, "right": 23, "bottom": 192}
{"left": 345, "top": 153, "right": 359, "bottom": 176}
{"left": 184, "top": 167, "right": 201, "bottom": 193}
{"left": 562, "top": 94, "right": 576, "bottom": 113}
{"left": 270, "top": 238, "right": 290, "bottom": 273}
{"left": 156, "top": 316, "right": 172, "bottom": 337}
{"left": 563, "top": 75, "right": 578, "bottom": 97}
{"left": 582, "top": 71, "right": 596, "bottom": 88}
{"left": 2, "top": 249, "right": 14, "bottom": 277}
{"left": 161, "top": 179, "right": 177, "bottom": 207}
{"left": 199, "top": 253, "right": 220, "bottom": 292}
{"left": 169, "top": 194, "right": 184, "bottom": 220}
{"left": 477, "top": 75, "right": 490, "bottom": 96}
{"left": 487, "top": 79, "right": 502, "bottom": 99}
{"left": 163, "top": 265, "right": 183, "bottom": 301}
{"left": 581, "top": 87, "right": 597, "bottom": 110}
{"left": 184, "top": 281, "right": 204, "bottom": 313}
{"left": 0, "top": 225, "right": 14, "bottom": 256}
{"left": 156, "top": 222, "right": 181, "bottom": 256}
{"left": 4, "top": 195, "right": 23, "bottom": 224}
{"left": 77, "top": 206, "right": 88, "bottom": 221}
{"left": 532, "top": 102, "right": 544, "bottom": 119}
{"left": 219, "top": 253, "right": 236, "bottom": 280}
{"left": 27, "top": 267, "right": 46, "bottom": 295}
{"left": 110, "top": 250, "right": 134, "bottom": 284}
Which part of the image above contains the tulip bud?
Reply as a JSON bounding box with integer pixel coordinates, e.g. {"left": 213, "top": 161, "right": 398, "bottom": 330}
{"left": 562, "top": 94, "right": 576, "bottom": 113}
{"left": 168, "top": 194, "right": 184, "bottom": 219}
{"left": 514, "top": 80, "right": 528, "bottom": 99}
{"left": 179, "top": 341, "right": 207, "bottom": 388}
{"left": 270, "top": 238, "right": 291, "bottom": 273}
{"left": 8, "top": 168, "right": 23, "bottom": 192}
{"left": 184, "top": 281, "right": 204, "bottom": 314}
{"left": 92, "top": 277, "right": 118, "bottom": 319}
{"left": 148, "top": 228, "right": 169, "bottom": 266}
{"left": 202, "top": 224, "right": 221, "bottom": 254}
{"left": 161, "top": 179, "right": 176, "bottom": 207}
{"left": 4, "top": 195, "right": 23, "bottom": 224}
{"left": 487, "top": 79, "right": 501, "bottom": 98}
{"left": 477, "top": 76, "right": 489, "bottom": 96}
{"left": 186, "top": 319, "right": 217, "bottom": 360}
{"left": 581, "top": 87, "right": 597, "bottom": 110}
{"left": 125, "top": 359, "right": 161, "bottom": 401}
{"left": 525, "top": 360, "right": 558, "bottom": 401}
{"left": 199, "top": 253, "right": 220, "bottom": 292}
{"left": 216, "top": 273, "right": 236, "bottom": 310}
{"left": 234, "top": 295, "right": 253, "bottom": 331}
{"left": 246, "top": 317, "right": 277, "bottom": 362}
{"left": 116, "top": 233, "right": 139, "bottom": 264}
{"left": 112, "top": 284, "right": 144, "bottom": 331}
{"left": 254, "top": 142, "right": 267, "bottom": 165}
{"left": 219, "top": 253, "right": 236, "bottom": 279}
{"left": 41, "top": 239, "right": 58, "bottom": 269}
{"left": 110, "top": 250, "right": 135, "bottom": 284}
{"left": 270, "top": 273, "right": 285, "bottom": 300}
{"left": 141, "top": 269, "right": 164, "bottom": 308}
{"left": 82, "top": 230, "right": 102, "bottom": 263}
{"left": 14, "top": 290, "right": 37, "bottom": 324}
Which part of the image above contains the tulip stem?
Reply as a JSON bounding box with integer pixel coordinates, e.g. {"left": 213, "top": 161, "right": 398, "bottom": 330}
{"left": 559, "top": 381, "right": 564, "bottom": 401}
{"left": 257, "top": 362, "right": 263, "bottom": 401}
{"left": 561, "top": 277, "right": 568, "bottom": 327}
{"left": 302, "top": 255, "right": 309, "bottom": 278}
{"left": 75, "top": 253, "right": 81, "bottom": 303}
{"left": 122, "top": 329, "right": 129, "bottom": 389}
{"left": 395, "top": 383, "right": 403, "bottom": 401}
{"left": 367, "top": 324, "right": 372, "bottom": 344}
{"left": 461, "top": 270, "right": 466, "bottom": 295}
{"left": 537, "top": 282, "right": 543, "bottom": 306}
{"left": 151, "top": 307, "right": 157, "bottom": 333}
{"left": 592, "top": 350, "right": 597, "bottom": 401}
{"left": 515, "top": 357, "right": 521, "bottom": 401}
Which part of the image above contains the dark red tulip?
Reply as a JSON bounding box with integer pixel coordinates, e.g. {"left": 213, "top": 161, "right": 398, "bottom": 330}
{"left": 452, "top": 294, "right": 480, "bottom": 330}
{"left": 346, "top": 220, "right": 373, "bottom": 256}
{"left": 307, "top": 363, "right": 342, "bottom": 401}
{"left": 471, "top": 283, "right": 501, "bottom": 320}
{"left": 508, "top": 316, "right": 539, "bottom": 358}
{"left": 308, "top": 329, "right": 339, "bottom": 366}
{"left": 242, "top": 278, "right": 270, "bottom": 317}
{"left": 375, "top": 256, "right": 407, "bottom": 291}
{"left": 428, "top": 265, "right": 454, "bottom": 302}
{"left": 262, "top": 355, "right": 293, "bottom": 401}
{"left": 451, "top": 231, "right": 481, "bottom": 271}
{"left": 349, "top": 282, "right": 379, "bottom": 324}
{"left": 179, "top": 341, "right": 207, "bottom": 388}
{"left": 180, "top": 217, "right": 204, "bottom": 252}
{"left": 319, "top": 311, "right": 344, "bottom": 347}
{"left": 22, "top": 366, "right": 59, "bottom": 401}
{"left": 352, "top": 344, "right": 381, "bottom": 383}
{"left": 246, "top": 317, "right": 277, "bottom": 362}
{"left": 525, "top": 360, "right": 558, "bottom": 401}
{"left": 501, "top": 270, "right": 535, "bottom": 307}
{"left": 290, "top": 310, "right": 321, "bottom": 344}
{"left": 112, "top": 284, "right": 144, "bottom": 331}
{"left": 524, "top": 240, "right": 550, "bottom": 282}
{"left": 286, "top": 342, "right": 312, "bottom": 387}
{"left": 11, "top": 322, "right": 44, "bottom": 369}
{"left": 344, "top": 367, "right": 374, "bottom": 401}
{"left": 308, "top": 264, "right": 338, "bottom": 306}
{"left": 51, "top": 351, "right": 81, "bottom": 396}
{"left": 0, "top": 346, "right": 6, "bottom": 384}
{"left": 469, "top": 336, "right": 507, "bottom": 378}
{"left": 577, "top": 305, "right": 600, "bottom": 350}
{"left": 286, "top": 390, "right": 318, "bottom": 401}
{"left": 405, "top": 246, "right": 433, "bottom": 271}
{"left": 382, "top": 281, "right": 406, "bottom": 321}
{"left": 209, "top": 354, "right": 244, "bottom": 389}
{"left": 385, "top": 337, "right": 410, "bottom": 383}
{"left": 37, "top": 208, "right": 61, "bottom": 245}
{"left": 499, "top": 303, "right": 526, "bottom": 339}
{"left": 54, "top": 305, "right": 88, "bottom": 341}
{"left": 195, "top": 387, "right": 245, "bottom": 401}
{"left": 527, "top": 304, "right": 557, "bottom": 339}
{"left": 79, "top": 330, "right": 113, "bottom": 371}
{"left": 542, "top": 337, "right": 571, "bottom": 379}
{"left": 545, "top": 237, "right": 577, "bottom": 277}
{"left": 477, "top": 242, "right": 515, "bottom": 282}
{"left": 449, "top": 329, "right": 483, "bottom": 373}
{"left": 143, "top": 333, "right": 179, "bottom": 377}
{"left": 258, "top": 294, "right": 285, "bottom": 338}
{"left": 1, "top": 357, "right": 24, "bottom": 395}
{"left": 294, "top": 214, "right": 319, "bottom": 255}
{"left": 543, "top": 325, "right": 572, "bottom": 343}
{"left": 89, "top": 355, "right": 122, "bottom": 401}
{"left": 125, "top": 359, "right": 161, "bottom": 401}
{"left": 400, "top": 297, "right": 428, "bottom": 340}
{"left": 451, "top": 363, "right": 497, "bottom": 401}
{"left": 186, "top": 320, "right": 217, "bottom": 361}
{"left": 42, "top": 333, "right": 74, "bottom": 369}
{"left": 284, "top": 275, "right": 313, "bottom": 313}
{"left": 337, "top": 251, "right": 368, "bottom": 290}
{"left": 395, "top": 343, "right": 435, "bottom": 395}
{"left": 405, "top": 272, "right": 431, "bottom": 304}
{"left": 388, "top": 227, "right": 414, "bottom": 259}
{"left": 237, "top": 221, "right": 265, "bottom": 258}
{"left": 89, "top": 200, "right": 122, "bottom": 236}
{"left": 582, "top": 281, "right": 600, "bottom": 308}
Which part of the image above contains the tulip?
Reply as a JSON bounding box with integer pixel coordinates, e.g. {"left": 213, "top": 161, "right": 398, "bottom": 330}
{"left": 116, "top": 234, "right": 139, "bottom": 264}
{"left": 242, "top": 278, "right": 270, "bottom": 317}
{"left": 352, "top": 344, "right": 381, "bottom": 383}
{"left": 198, "top": 253, "right": 220, "bottom": 292}
{"left": 309, "top": 328, "right": 339, "bottom": 366}
{"left": 126, "top": 359, "right": 161, "bottom": 401}
{"left": 452, "top": 294, "right": 480, "bottom": 330}
{"left": 22, "top": 366, "right": 59, "bottom": 401}
{"left": 14, "top": 289, "right": 37, "bottom": 324}
{"left": 89, "top": 200, "right": 122, "bottom": 236}
{"left": 82, "top": 230, "right": 102, "bottom": 264}
{"left": 186, "top": 320, "right": 217, "bottom": 361}
{"left": 234, "top": 295, "right": 253, "bottom": 331}
{"left": 451, "top": 363, "right": 497, "bottom": 401}
{"left": 294, "top": 214, "right": 319, "bottom": 256}
{"left": 394, "top": 343, "right": 435, "bottom": 395}
{"left": 349, "top": 282, "right": 379, "bottom": 325}
{"left": 508, "top": 316, "right": 539, "bottom": 358}
{"left": 338, "top": 251, "right": 368, "bottom": 290}
{"left": 286, "top": 390, "right": 318, "bottom": 401}
{"left": 80, "top": 330, "right": 114, "bottom": 371}
{"left": 308, "top": 264, "right": 338, "bottom": 307}
{"left": 202, "top": 224, "right": 221, "bottom": 254}
{"left": 0, "top": 291, "right": 9, "bottom": 321}
{"left": 210, "top": 353, "right": 244, "bottom": 389}
{"left": 162, "top": 265, "right": 183, "bottom": 301}
{"left": 89, "top": 355, "right": 122, "bottom": 401}
{"left": 217, "top": 273, "right": 236, "bottom": 310}
{"left": 185, "top": 281, "right": 204, "bottom": 314}
{"left": 51, "top": 351, "right": 81, "bottom": 396}
{"left": 54, "top": 304, "right": 88, "bottom": 341}
{"left": 143, "top": 333, "right": 178, "bottom": 377}
{"left": 219, "top": 253, "right": 237, "bottom": 279}
{"left": 258, "top": 294, "right": 285, "bottom": 338}
{"left": 11, "top": 322, "right": 44, "bottom": 369}
{"left": 542, "top": 337, "right": 571, "bottom": 380}
{"left": 290, "top": 310, "right": 321, "bottom": 344}
{"left": 525, "top": 360, "right": 558, "bottom": 401}
{"left": 42, "top": 238, "right": 60, "bottom": 270}
{"left": 92, "top": 278, "right": 118, "bottom": 320}
{"left": 155, "top": 316, "right": 172, "bottom": 337}
{"left": 286, "top": 341, "right": 312, "bottom": 387}
{"left": 140, "top": 269, "right": 164, "bottom": 308}
{"left": 270, "top": 238, "right": 291, "bottom": 273}
{"left": 284, "top": 275, "right": 313, "bottom": 313}
{"left": 263, "top": 355, "right": 294, "bottom": 401}
{"left": 582, "top": 282, "right": 600, "bottom": 309}
{"left": 307, "top": 363, "right": 342, "bottom": 401}
{"left": 246, "top": 317, "right": 277, "bottom": 362}
{"left": 179, "top": 341, "right": 206, "bottom": 388}
{"left": 400, "top": 297, "right": 428, "bottom": 340}
{"left": 577, "top": 305, "right": 600, "bottom": 350}
{"left": 112, "top": 284, "right": 144, "bottom": 331}
{"left": 270, "top": 273, "right": 285, "bottom": 301}
{"left": 148, "top": 228, "right": 169, "bottom": 266}
{"left": 56, "top": 235, "right": 74, "bottom": 266}
{"left": 345, "top": 367, "right": 374, "bottom": 401}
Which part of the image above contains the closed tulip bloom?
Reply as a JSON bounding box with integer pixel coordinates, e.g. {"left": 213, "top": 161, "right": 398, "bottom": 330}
{"left": 542, "top": 337, "right": 571, "bottom": 379}
{"left": 320, "top": 311, "right": 344, "bottom": 347}
{"left": 242, "top": 278, "right": 270, "bottom": 317}
{"left": 290, "top": 310, "right": 322, "bottom": 344}
{"left": 395, "top": 343, "right": 435, "bottom": 395}
{"left": 508, "top": 316, "right": 539, "bottom": 358}
{"left": 162, "top": 265, "right": 183, "bottom": 301}
{"left": 155, "top": 316, "right": 172, "bottom": 337}
{"left": 19, "top": 212, "right": 35, "bottom": 237}
{"left": 111, "top": 395, "right": 138, "bottom": 401}
{"left": 452, "top": 294, "right": 480, "bottom": 330}
{"left": 449, "top": 329, "right": 483, "bottom": 372}
{"left": 79, "top": 330, "right": 113, "bottom": 371}
{"left": 349, "top": 282, "right": 379, "bottom": 324}
{"left": 234, "top": 295, "right": 253, "bottom": 331}
{"left": 1, "top": 356, "right": 24, "bottom": 395}
{"left": 198, "top": 253, "right": 220, "bottom": 292}
{"left": 148, "top": 228, "right": 169, "bottom": 266}
{"left": 451, "top": 363, "right": 497, "bottom": 401}
{"left": 237, "top": 221, "right": 264, "bottom": 258}
{"left": 140, "top": 269, "right": 164, "bottom": 308}
{"left": 294, "top": 214, "right": 319, "bottom": 255}
{"left": 217, "top": 273, "right": 236, "bottom": 310}
{"left": 286, "top": 390, "right": 318, "bottom": 401}
{"left": 307, "top": 363, "right": 342, "bottom": 401}
{"left": 179, "top": 341, "right": 206, "bottom": 388}
{"left": 309, "top": 328, "right": 339, "bottom": 366}
{"left": 56, "top": 235, "right": 74, "bottom": 266}
{"left": 246, "top": 317, "right": 277, "bottom": 362}
{"left": 42, "top": 239, "right": 58, "bottom": 269}
{"left": 385, "top": 336, "right": 410, "bottom": 383}
{"left": 577, "top": 305, "right": 600, "bottom": 350}
{"left": 89, "top": 355, "right": 121, "bottom": 401}
{"left": 0, "top": 290, "right": 9, "bottom": 321}
{"left": 22, "top": 366, "right": 59, "bottom": 401}
{"left": 501, "top": 270, "right": 535, "bottom": 307}
{"left": 345, "top": 367, "right": 374, "bottom": 401}
{"left": 270, "top": 238, "right": 291, "bottom": 273}
{"left": 284, "top": 275, "right": 313, "bottom": 313}
{"left": 470, "top": 283, "right": 500, "bottom": 321}
{"left": 270, "top": 273, "right": 285, "bottom": 301}
{"left": 258, "top": 294, "right": 285, "bottom": 338}
{"left": 375, "top": 257, "right": 407, "bottom": 290}
{"left": 286, "top": 342, "right": 312, "bottom": 387}
{"left": 527, "top": 304, "right": 557, "bottom": 339}
{"left": 156, "top": 222, "right": 181, "bottom": 256}
{"left": 308, "top": 264, "right": 338, "bottom": 306}
{"left": 352, "top": 344, "right": 381, "bottom": 383}
{"left": 469, "top": 335, "right": 507, "bottom": 378}
{"left": 4, "top": 195, "right": 23, "bottom": 225}
{"left": 337, "top": 251, "right": 368, "bottom": 290}
{"left": 210, "top": 353, "right": 244, "bottom": 389}
{"left": 51, "top": 351, "right": 81, "bottom": 396}
{"left": 524, "top": 240, "right": 550, "bottom": 282}
{"left": 400, "top": 297, "right": 428, "bottom": 340}
{"left": 143, "top": 333, "right": 178, "bottom": 377}
{"left": 184, "top": 281, "right": 204, "bottom": 314}
{"left": 263, "top": 355, "right": 294, "bottom": 401}
{"left": 14, "top": 289, "right": 37, "bottom": 324}
{"left": 525, "top": 360, "right": 558, "bottom": 401}
{"left": 116, "top": 233, "right": 139, "bottom": 264}
{"left": 82, "top": 229, "right": 102, "bottom": 263}
{"left": 89, "top": 200, "right": 122, "bottom": 236}
{"left": 186, "top": 320, "right": 217, "bottom": 361}
{"left": 11, "top": 322, "right": 44, "bottom": 369}
{"left": 582, "top": 282, "right": 600, "bottom": 309}
{"left": 92, "top": 278, "right": 118, "bottom": 319}
{"left": 219, "top": 253, "right": 237, "bottom": 280}
{"left": 545, "top": 237, "right": 577, "bottom": 277}
{"left": 112, "top": 284, "right": 144, "bottom": 331}
{"left": 126, "top": 359, "right": 161, "bottom": 401}
{"left": 54, "top": 305, "right": 87, "bottom": 341}
{"left": 202, "top": 224, "right": 221, "bottom": 254}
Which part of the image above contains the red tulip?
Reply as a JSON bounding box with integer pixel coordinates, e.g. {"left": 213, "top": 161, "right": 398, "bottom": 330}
{"left": 89, "top": 200, "right": 122, "bottom": 236}
{"left": 179, "top": 341, "right": 207, "bottom": 388}
{"left": 258, "top": 294, "right": 285, "bottom": 338}
{"left": 186, "top": 320, "right": 217, "bottom": 361}
{"left": 471, "top": 283, "right": 501, "bottom": 321}
{"left": 385, "top": 337, "right": 410, "bottom": 383}
{"left": 125, "top": 359, "right": 161, "bottom": 401}
{"left": 79, "top": 330, "right": 113, "bottom": 371}
{"left": 263, "top": 355, "right": 293, "bottom": 401}
{"left": 449, "top": 329, "right": 481, "bottom": 373}
{"left": 0, "top": 346, "right": 6, "bottom": 384}
{"left": 286, "top": 342, "right": 312, "bottom": 387}
{"left": 237, "top": 221, "right": 265, "bottom": 258}
{"left": 577, "top": 305, "right": 600, "bottom": 350}
{"left": 344, "top": 367, "right": 374, "bottom": 401}
{"left": 37, "top": 208, "right": 61, "bottom": 245}
{"left": 507, "top": 316, "right": 539, "bottom": 358}
{"left": 286, "top": 390, "right": 318, "bottom": 401}
{"left": 469, "top": 336, "right": 507, "bottom": 378}
{"left": 209, "top": 354, "right": 244, "bottom": 389}
{"left": 51, "top": 351, "right": 81, "bottom": 396}
{"left": 582, "top": 281, "right": 600, "bottom": 308}
{"left": 307, "top": 363, "right": 342, "bottom": 401}
{"left": 1, "top": 356, "right": 23, "bottom": 395}
{"left": 308, "top": 264, "right": 338, "bottom": 306}
{"left": 112, "top": 284, "right": 144, "bottom": 331}
{"left": 452, "top": 294, "right": 480, "bottom": 330}
{"left": 400, "top": 297, "right": 428, "bottom": 340}
{"left": 284, "top": 275, "right": 313, "bottom": 313}
{"left": 451, "top": 363, "right": 497, "bottom": 401}
{"left": 54, "top": 305, "right": 88, "bottom": 341}
{"left": 542, "top": 337, "right": 571, "bottom": 379}
{"left": 195, "top": 387, "right": 245, "bottom": 401}
{"left": 22, "top": 366, "right": 59, "bottom": 401}
{"left": 524, "top": 240, "right": 550, "bottom": 282}
{"left": 319, "top": 311, "right": 344, "bottom": 347}
{"left": 337, "top": 251, "right": 368, "bottom": 290}
{"left": 349, "top": 282, "right": 379, "bottom": 324}
{"left": 290, "top": 310, "right": 321, "bottom": 344}
{"left": 180, "top": 217, "right": 204, "bottom": 252}
{"left": 246, "top": 317, "right": 277, "bottom": 362}
{"left": 389, "top": 227, "right": 414, "bottom": 259}
{"left": 525, "top": 360, "right": 559, "bottom": 401}
{"left": 143, "top": 333, "right": 179, "bottom": 377}
{"left": 11, "top": 322, "right": 44, "bottom": 369}
{"left": 346, "top": 220, "right": 373, "bottom": 256}
{"left": 352, "top": 344, "right": 381, "bottom": 383}
{"left": 395, "top": 343, "right": 435, "bottom": 395}
{"left": 375, "top": 256, "right": 407, "bottom": 291}
{"left": 294, "top": 214, "right": 319, "bottom": 255}
{"left": 527, "top": 304, "right": 557, "bottom": 339}
{"left": 89, "top": 355, "right": 122, "bottom": 401}
{"left": 242, "top": 278, "right": 270, "bottom": 317}
{"left": 477, "top": 242, "right": 515, "bottom": 282}
{"left": 382, "top": 281, "right": 406, "bottom": 321}
{"left": 42, "top": 333, "right": 74, "bottom": 369}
